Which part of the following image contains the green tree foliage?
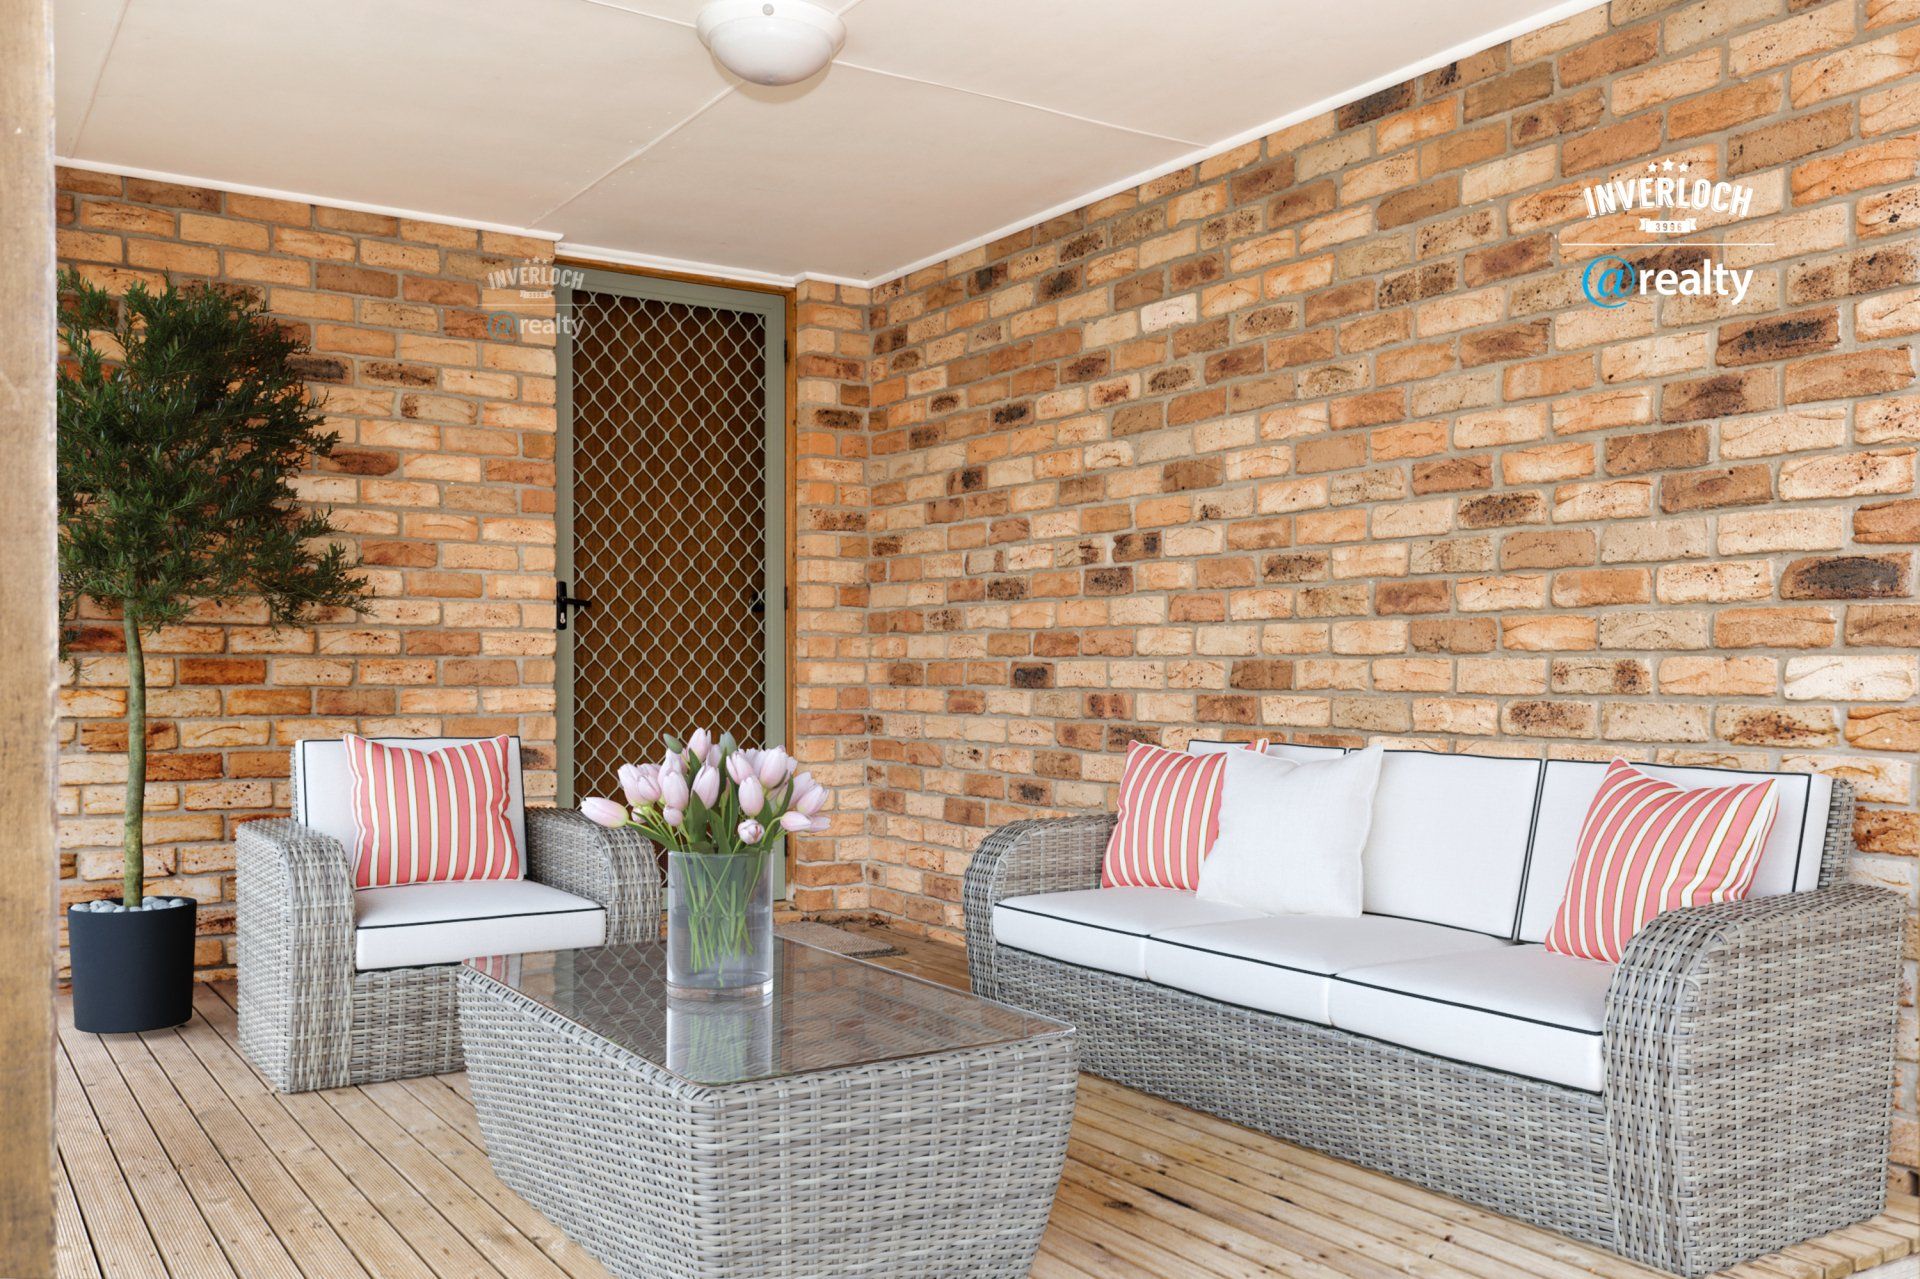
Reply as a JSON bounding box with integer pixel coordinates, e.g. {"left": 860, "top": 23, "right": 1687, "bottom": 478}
{"left": 58, "top": 271, "right": 367, "bottom": 905}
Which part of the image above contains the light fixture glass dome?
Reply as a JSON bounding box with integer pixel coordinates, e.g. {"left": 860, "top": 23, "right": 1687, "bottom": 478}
{"left": 696, "top": 0, "right": 846, "bottom": 86}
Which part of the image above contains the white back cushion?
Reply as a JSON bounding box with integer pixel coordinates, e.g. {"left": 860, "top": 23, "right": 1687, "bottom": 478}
{"left": 1362, "top": 752, "right": 1544, "bottom": 937}
{"left": 1515, "top": 760, "right": 1829, "bottom": 943}
{"left": 1197, "top": 745, "right": 1383, "bottom": 917}
{"left": 292, "top": 737, "right": 528, "bottom": 856}
{"left": 1188, "top": 740, "right": 1347, "bottom": 764}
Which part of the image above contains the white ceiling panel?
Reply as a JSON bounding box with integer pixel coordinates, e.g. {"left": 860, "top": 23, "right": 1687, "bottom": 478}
{"left": 74, "top": 0, "right": 732, "bottom": 226}
{"left": 587, "top": 0, "right": 864, "bottom": 26}
{"left": 53, "top": 0, "right": 1601, "bottom": 283}
{"left": 556, "top": 65, "right": 1187, "bottom": 279}
{"left": 52, "top": 0, "right": 126, "bottom": 153}
{"left": 840, "top": 0, "right": 1583, "bottom": 144}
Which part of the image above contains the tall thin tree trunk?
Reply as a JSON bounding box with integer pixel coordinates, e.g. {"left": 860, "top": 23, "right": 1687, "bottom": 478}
{"left": 121, "top": 612, "right": 145, "bottom": 908}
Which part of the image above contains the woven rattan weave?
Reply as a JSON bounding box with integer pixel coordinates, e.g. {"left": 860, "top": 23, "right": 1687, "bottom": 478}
{"left": 455, "top": 940, "right": 1077, "bottom": 1279}
{"left": 237, "top": 799, "right": 660, "bottom": 1093}
{"left": 961, "top": 782, "right": 1903, "bottom": 1278}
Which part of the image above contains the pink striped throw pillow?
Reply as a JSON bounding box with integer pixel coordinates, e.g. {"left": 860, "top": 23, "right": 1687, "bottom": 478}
{"left": 1545, "top": 759, "right": 1780, "bottom": 964}
{"left": 343, "top": 735, "right": 522, "bottom": 889}
{"left": 1102, "top": 741, "right": 1229, "bottom": 891}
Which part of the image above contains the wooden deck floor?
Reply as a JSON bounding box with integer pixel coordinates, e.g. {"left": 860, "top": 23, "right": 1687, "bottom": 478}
{"left": 55, "top": 926, "right": 1918, "bottom": 1279}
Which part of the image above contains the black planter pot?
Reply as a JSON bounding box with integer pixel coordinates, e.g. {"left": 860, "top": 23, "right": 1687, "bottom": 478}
{"left": 68, "top": 897, "right": 198, "bottom": 1033}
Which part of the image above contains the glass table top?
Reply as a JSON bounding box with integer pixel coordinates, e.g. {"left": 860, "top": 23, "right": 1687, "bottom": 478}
{"left": 464, "top": 938, "right": 1068, "bottom": 1086}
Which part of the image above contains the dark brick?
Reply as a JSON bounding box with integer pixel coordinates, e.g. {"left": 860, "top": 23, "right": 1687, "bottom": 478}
{"left": 1781, "top": 553, "right": 1912, "bottom": 600}
{"left": 1605, "top": 426, "right": 1709, "bottom": 476}
{"left": 1269, "top": 181, "right": 1337, "bottom": 229}
{"left": 1412, "top": 456, "right": 1493, "bottom": 494}
{"left": 1228, "top": 660, "right": 1295, "bottom": 690}
{"left": 1459, "top": 492, "right": 1548, "bottom": 528}
{"left": 1462, "top": 320, "right": 1549, "bottom": 366}
{"left": 1230, "top": 157, "right": 1297, "bottom": 204}
{"left": 1337, "top": 82, "right": 1415, "bottom": 130}
{"left": 1378, "top": 581, "right": 1450, "bottom": 614}
{"left": 1729, "top": 104, "right": 1853, "bottom": 177}
{"left": 1464, "top": 62, "right": 1554, "bottom": 121}
{"left": 1661, "top": 370, "right": 1778, "bottom": 422}
{"left": 1717, "top": 308, "right": 1840, "bottom": 366}
{"left": 1378, "top": 179, "right": 1459, "bottom": 229}
{"left": 1660, "top": 464, "right": 1773, "bottom": 512}
{"left": 1463, "top": 235, "right": 1553, "bottom": 286}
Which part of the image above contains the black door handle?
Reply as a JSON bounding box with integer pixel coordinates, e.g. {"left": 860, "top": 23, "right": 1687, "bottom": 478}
{"left": 556, "top": 581, "right": 594, "bottom": 632}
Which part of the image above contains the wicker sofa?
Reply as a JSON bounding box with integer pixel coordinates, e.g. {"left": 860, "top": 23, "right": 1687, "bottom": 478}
{"left": 236, "top": 737, "right": 660, "bottom": 1092}
{"left": 963, "top": 746, "right": 1904, "bottom": 1278}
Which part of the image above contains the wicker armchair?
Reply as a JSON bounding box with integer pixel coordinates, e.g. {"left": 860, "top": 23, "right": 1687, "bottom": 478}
{"left": 238, "top": 801, "right": 659, "bottom": 1094}
{"left": 962, "top": 782, "right": 1904, "bottom": 1278}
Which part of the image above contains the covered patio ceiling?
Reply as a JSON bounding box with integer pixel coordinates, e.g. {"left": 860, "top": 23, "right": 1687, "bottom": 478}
{"left": 55, "top": 0, "right": 1594, "bottom": 284}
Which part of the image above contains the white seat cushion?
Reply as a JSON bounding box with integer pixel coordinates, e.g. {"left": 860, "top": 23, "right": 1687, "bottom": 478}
{"left": 1516, "top": 760, "right": 1830, "bottom": 943}
{"left": 1145, "top": 914, "right": 1507, "bottom": 1025}
{"left": 1362, "top": 752, "right": 1543, "bottom": 937}
{"left": 991, "top": 888, "right": 1267, "bottom": 979}
{"left": 1328, "top": 944, "right": 1615, "bottom": 1091}
{"left": 294, "top": 736, "right": 528, "bottom": 862}
{"left": 354, "top": 879, "right": 605, "bottom": 971}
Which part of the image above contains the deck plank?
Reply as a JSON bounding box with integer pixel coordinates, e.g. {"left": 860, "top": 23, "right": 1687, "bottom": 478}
{"left": 130, "top": 1018, "right": 376, "bottom": 1279}
{"left": 50, "top": 930, "right": 1920, "bottom": 1279}
{"left": 52, "top": 1152, "right": 102, "bottom": 1279}
{"left": 89, "top": 1027, "right": 309, "bottom": 1279}
{"left": 52, "top": 1037, "right": 173, "bottom": 1279}
{"left": 171, "top": 989, "right": 442, "bottom": 1279}
{"left": 55, "top": 1019, "right": 237, "bottom": 1279}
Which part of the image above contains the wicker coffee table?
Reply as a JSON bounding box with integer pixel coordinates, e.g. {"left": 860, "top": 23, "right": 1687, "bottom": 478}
{"left": 455, "top": 938, "right": 1077, "bottom": 1279}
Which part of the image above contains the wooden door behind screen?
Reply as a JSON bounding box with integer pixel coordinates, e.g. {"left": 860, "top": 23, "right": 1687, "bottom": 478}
{"left": 558, "top": 272, "right": 786, "bottom": 812}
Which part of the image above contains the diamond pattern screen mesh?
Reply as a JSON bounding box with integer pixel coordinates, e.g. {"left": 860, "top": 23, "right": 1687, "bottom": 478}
{"left": 569, "top": 289, "right": 771, "bottom": 803}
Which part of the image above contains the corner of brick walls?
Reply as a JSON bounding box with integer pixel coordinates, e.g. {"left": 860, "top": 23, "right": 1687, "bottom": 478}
{"left": 841, "top": 0, "right": 1920, "bottom": 1182}
{"left": 55, "top": 168, "right": 561, "bottom": 981}
{"left": 788, "top": 278, "right": 878, "bottom": 912}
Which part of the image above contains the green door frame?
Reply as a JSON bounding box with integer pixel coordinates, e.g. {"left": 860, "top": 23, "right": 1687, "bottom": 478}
{"left": 553, "top": 268, "right": 789, "bottom": 891}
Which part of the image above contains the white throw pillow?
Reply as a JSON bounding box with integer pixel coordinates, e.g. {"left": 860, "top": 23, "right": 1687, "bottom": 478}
{"left": 1196, "top": 744, "right": 1385, "bottom": 917}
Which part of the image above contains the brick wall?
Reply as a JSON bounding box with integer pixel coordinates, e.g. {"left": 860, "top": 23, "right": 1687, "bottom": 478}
{"left": 56, "top": 169, "right": 562, "bottom": 979}
{"left": 789, "top": 278, "right": 879, "bottom": 911}
{"left": 852, "top": 0, "right": 1920, "bottom": 1182}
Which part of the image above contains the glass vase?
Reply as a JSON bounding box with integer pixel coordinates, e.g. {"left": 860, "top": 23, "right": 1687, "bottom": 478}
{"left": 665, "top": 849, "right": 774, "bottom": 1000}
{"left": 665, "top": 993, "right": 778, "bottom": 1082}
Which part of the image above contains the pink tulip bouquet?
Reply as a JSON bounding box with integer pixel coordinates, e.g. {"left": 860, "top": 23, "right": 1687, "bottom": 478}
{"left": 580, "top": 729, "right": 829, "bottom": 995}
{"left": 579, "top": 728, "right": 829, "bottom": 855}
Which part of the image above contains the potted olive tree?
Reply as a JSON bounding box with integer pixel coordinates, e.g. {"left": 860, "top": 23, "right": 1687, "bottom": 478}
{"left": 59, "top": 270, "right": 365, "bottom": 1033}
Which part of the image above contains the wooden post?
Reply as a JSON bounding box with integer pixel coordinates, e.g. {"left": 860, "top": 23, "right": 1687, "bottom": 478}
{"left": 0, "top": 0, "right": 60, "bottom": 1274}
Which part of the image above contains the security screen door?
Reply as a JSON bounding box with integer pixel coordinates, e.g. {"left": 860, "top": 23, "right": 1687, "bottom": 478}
{"left": 556, "top": 269, "right": 786, "bottom": 888}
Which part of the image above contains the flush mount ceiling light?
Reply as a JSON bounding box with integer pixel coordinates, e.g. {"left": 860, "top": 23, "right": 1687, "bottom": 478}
{"left": 695, "top": 0, "right": 846, "bottom": 86}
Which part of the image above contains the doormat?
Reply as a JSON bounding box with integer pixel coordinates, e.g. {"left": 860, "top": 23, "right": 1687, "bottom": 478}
{"left": 775, "top": 920, "right": 902, "bottom": 958}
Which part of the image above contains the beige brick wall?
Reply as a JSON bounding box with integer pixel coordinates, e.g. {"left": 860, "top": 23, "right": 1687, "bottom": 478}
{"left": 789, "top": 278, "right": 880, "bottom": 910}
{"left": 56, "top": 169, "right": 562, "bottom": 980}
{"left": 851, "top": 0, "right": 1920, "bottom": 1182}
